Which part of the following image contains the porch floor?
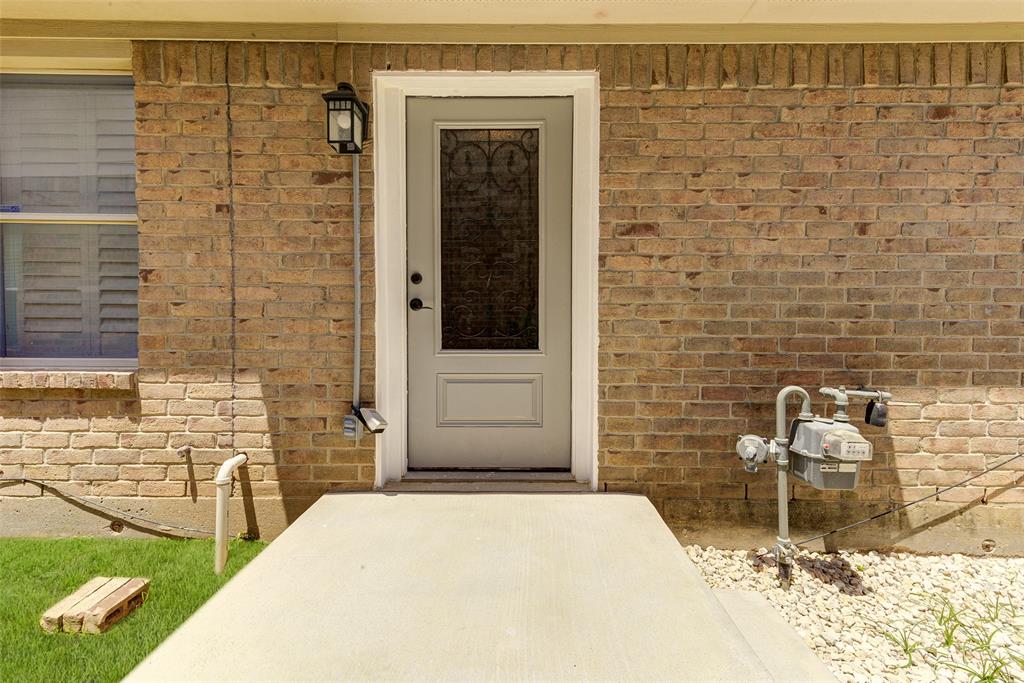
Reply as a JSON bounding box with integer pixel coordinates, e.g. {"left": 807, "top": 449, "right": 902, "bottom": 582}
{"left": 126, "top": 492, "right": 812, "bottom": 681}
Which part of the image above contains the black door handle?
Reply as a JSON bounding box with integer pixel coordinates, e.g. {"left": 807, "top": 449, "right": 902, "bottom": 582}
{"left": 409, "top": 298, "right": 432, "bottom": 311}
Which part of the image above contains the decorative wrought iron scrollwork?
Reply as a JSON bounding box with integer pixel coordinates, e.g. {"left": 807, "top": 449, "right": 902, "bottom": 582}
{"left": 439, "top": 128, "right": 540, "bottom": 350}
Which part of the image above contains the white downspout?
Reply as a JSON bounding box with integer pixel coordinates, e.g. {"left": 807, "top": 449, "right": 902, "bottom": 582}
{"left": 214, "top": 453, "right": 249, "bottom": 574}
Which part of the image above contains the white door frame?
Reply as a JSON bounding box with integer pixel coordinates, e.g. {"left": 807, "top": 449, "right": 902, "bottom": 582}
{"left": 372, "top": 71, "right": 600, "bottom": 489}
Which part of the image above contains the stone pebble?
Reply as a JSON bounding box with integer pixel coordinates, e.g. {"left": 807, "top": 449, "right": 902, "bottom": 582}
{"left": 686, "top": 545, "right": 1024, "bottom": 683}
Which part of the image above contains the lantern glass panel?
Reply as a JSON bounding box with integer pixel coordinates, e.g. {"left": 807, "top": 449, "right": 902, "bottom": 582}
{"left": 352, "top": 111, "right": 363, "bottom": 152}
{"left": 329, "top": 107, "right": 355, "bottom": 149}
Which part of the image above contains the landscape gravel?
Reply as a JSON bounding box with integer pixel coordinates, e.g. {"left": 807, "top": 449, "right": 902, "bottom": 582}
{"left": 686, "top": 545, "right": 1024, "bottom": 682}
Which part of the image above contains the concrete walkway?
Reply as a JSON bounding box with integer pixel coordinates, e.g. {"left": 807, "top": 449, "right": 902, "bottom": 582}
{"left": 128, "top": 493, "right": 805, "bottom": 681}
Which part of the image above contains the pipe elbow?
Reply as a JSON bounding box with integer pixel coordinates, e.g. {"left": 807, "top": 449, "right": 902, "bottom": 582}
{"left": 819, "top": 386, "right": 845, "bottom": 403}
{"left": 779, "top": 384, "right": 811, "bottom": 403}
{"left": 776, "top": 385, "right": 811, "bottom": 414}
{"left": 775, "top": 386, "right": 812, "bottom": 441}
{"left": 215, "top": 453, "right": 249, "bottom": 486}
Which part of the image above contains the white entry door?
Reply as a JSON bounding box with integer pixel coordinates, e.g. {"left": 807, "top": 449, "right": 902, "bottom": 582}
{"left": 406, "top": 97, "right": 572, "bottom": 469}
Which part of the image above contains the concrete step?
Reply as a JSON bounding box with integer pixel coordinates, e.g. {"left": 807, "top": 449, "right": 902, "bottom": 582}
{"left": 713, "top": 589, "right": 838, "bottom": 683}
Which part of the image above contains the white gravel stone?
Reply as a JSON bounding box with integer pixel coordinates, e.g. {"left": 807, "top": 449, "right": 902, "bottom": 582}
{"left": 686, "top": 545, "right": 1024, "bottom": 683}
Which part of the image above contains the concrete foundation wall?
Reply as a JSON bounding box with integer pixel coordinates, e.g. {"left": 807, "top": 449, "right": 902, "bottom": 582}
{"left": 1, "top": 41, "right": 1022, "bottom": 551}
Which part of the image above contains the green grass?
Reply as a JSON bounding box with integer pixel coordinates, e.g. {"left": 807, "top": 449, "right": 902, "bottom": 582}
{"left": 0, "top": 537, "right": 265, "bottom": 683}
{"left": 873, "top": 593, "right": 1024, "bottom": 683}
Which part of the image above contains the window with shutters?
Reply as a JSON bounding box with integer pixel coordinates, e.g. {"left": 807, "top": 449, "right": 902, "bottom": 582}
{"left": 0, "top": 75, "right": 138, "bottom": 368}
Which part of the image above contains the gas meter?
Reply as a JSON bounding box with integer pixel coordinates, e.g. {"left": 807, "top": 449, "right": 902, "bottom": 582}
{"left": 789, "top": 418, "right": 872, "bottom": 490}
{"left": 734, "top": 385, "right": 892, "bottom": 588}
{"left": 737, "top": 385, "right": 889, "bottom": 490}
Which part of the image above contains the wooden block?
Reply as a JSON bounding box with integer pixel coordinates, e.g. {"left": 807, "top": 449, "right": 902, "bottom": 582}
{"left": 82, "top": 578, "right": 150, "bottom": 634}
{"left": 40, "top": 577, "right": 110, "bottom": 633}
{"left": 62, "top": 578, "right": 130, "bottom": 633}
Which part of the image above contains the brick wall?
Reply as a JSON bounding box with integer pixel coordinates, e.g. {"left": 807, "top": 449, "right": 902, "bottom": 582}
{"left": 1, "top": 41, "right": 1022, "bottom": 550}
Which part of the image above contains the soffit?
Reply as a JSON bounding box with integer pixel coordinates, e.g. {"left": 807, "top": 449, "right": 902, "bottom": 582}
{"left": 3, "top": 0, "right": 1023, "bottom": 27}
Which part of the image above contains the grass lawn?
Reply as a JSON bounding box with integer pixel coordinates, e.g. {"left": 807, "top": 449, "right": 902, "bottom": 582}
{"left": 0, "top": 536, "right": 265, "bottom": 683}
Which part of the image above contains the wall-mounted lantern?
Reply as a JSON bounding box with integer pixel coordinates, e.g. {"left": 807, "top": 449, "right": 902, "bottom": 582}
{"left": 322, "top": 82, "right": 369, "bottom": 155}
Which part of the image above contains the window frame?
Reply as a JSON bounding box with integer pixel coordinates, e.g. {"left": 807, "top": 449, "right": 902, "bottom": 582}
{"left": 0, "top": 74, "right": 139, "bottom": 371}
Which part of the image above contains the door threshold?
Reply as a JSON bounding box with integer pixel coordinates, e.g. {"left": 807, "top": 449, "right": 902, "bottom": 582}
{"left": 385, "top": 470, "right": 588, "bottom": 493}
{"left": 403, "top": 470, "right": 574, "bottom": 482}
{"left": 381, "top": 480, "right": 593, "bottom": 493}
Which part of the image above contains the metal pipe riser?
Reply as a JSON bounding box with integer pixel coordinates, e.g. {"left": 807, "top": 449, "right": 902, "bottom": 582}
{"left": 772, "top": 384, "right": 811, "bottom": 590}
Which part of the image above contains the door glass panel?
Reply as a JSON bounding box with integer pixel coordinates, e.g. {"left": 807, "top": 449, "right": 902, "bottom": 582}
{"left": 439, "top": 128, "right": 540, "bottom": 350}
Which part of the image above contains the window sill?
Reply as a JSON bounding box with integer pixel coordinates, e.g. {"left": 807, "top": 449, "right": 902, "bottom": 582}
{"left": 0, "top": 369, "right": 137, "bottom": 391}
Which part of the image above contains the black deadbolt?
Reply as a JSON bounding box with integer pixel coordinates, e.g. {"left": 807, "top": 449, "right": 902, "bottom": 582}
{"left": 410, "top": 272, "right": 423, "bottom": 284}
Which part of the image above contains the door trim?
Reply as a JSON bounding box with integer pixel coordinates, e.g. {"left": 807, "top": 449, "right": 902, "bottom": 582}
{"left": 372, "top": 71, "right": 600, "bottom": 490}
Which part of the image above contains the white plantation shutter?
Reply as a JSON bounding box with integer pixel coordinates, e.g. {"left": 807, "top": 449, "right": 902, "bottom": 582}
{"left": 3, "top": 224, "right": 138, "bottom": 358}
{"left": 0, "top": 75, "right": 138, "bottom": 363}
{"left": 10, "top": 225, "right": 93, "bottom": 357}
{"left": 0, "top": 76, "right": 136, "bottom": 213}
{"left": 97, "top": 225, "right": 139, "bottom": 356}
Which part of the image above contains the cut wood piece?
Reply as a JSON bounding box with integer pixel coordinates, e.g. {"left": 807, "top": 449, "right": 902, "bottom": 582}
{"left": 40, "top": 576, "right": 111, "bottom": 633}
{"left": 62, "top": 577, "right": 131, "bottom": 633}
{"left": 82, "top": 578, "right": 150, "bottom": 634}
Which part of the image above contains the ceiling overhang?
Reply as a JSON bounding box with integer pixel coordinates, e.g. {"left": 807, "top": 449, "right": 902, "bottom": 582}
{"left": 3, "top": 0, "right": 1023, "bottom": 28}
{"left": 2, "top": 1, "right": 1021, "bottom": 73}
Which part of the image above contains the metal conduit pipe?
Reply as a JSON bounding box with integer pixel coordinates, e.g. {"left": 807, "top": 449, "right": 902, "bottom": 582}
{"left": 351, "top": 157, "right": 361, "bottom": 417}
{"left": 214, "top": 452, "right": 249, "bottom": 574}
